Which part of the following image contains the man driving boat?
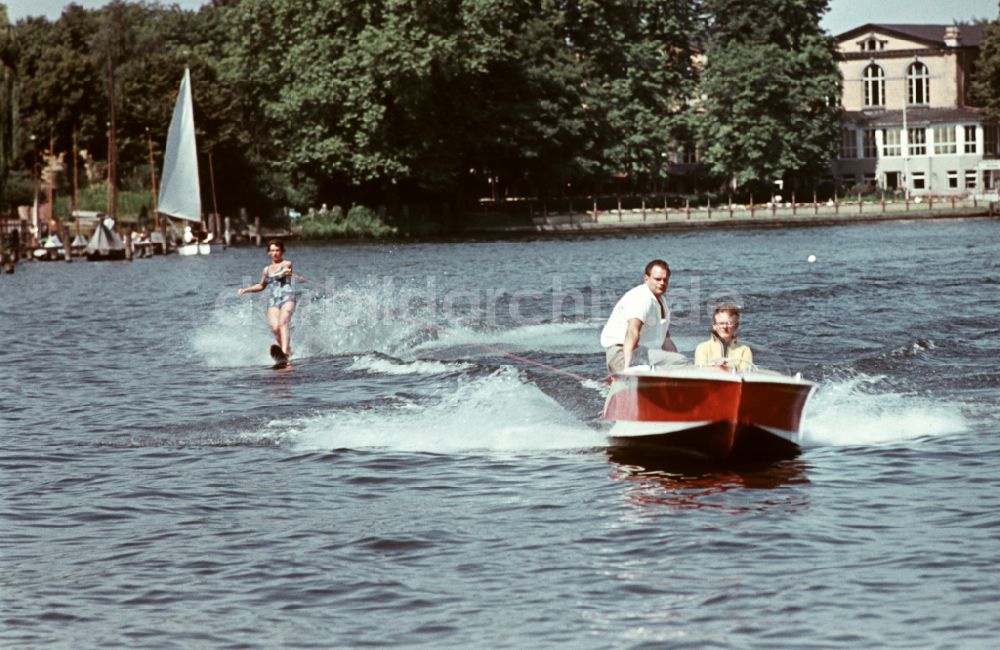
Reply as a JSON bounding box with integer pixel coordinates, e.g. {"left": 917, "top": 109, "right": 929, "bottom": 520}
{"left": 695, "top": 304, "right": 753, "bottom": 371}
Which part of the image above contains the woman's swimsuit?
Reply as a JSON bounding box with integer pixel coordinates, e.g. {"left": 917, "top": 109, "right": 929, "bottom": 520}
{"left": 266, "top": 268, "right": 296, "bottom": 309}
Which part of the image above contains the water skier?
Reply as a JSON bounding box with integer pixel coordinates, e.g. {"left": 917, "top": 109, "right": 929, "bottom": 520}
{"left": 238, "top": 239, "right": 297, "bottom": 361}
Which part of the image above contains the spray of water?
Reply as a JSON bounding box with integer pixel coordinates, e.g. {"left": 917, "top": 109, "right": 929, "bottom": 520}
{"left": 197, "top": 289, "right": 971, "bottom": 455}
{"left": 348, "top": 354, "right": 474, "bottom": 375}
{"left": 801, "top": 372, "right": 968, "bottom": 447}
{"left": 286, "top": 367, "right": 604, "bottom": 453}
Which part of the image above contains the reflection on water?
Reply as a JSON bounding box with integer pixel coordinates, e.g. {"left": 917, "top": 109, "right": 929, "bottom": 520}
{"left": 607, "top": 448, "right": 810, "bottom": 511}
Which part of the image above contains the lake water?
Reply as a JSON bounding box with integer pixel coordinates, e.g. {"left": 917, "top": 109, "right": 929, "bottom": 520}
{"left": 2, "top": 219, "right": 999, "bottom": 648}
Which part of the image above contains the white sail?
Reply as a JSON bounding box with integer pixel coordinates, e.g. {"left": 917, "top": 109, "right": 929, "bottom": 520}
{"left": 157, "top": 68, "right": 201, "bottom": 222}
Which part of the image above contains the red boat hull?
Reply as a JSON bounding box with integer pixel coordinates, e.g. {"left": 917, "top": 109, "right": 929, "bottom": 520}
{"left": 603, "top": 368, "right": 814, "bottom": 461}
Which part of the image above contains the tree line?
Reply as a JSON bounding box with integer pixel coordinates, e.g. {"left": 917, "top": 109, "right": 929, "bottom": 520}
{"left": 1, "top": 0, "right": 849, "bottom": 223}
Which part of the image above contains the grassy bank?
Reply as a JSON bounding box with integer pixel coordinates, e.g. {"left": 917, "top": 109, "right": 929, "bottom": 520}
{"left": 295, "top": 205, "right": 396, "bottom": 239}
{"left": 46, "top": 188, "right": 397, "bottom": 239}
{"left": 54, "top": 186, "right": 155, "bottom": 225}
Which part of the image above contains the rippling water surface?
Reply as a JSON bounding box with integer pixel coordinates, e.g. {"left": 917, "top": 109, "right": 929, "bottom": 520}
{"left": 3, "top": 220, "right": 999, "bottom": 648}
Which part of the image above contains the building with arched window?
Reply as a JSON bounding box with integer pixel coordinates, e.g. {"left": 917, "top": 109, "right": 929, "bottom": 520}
{"left": 833, "top": 24, "right": 997, "bottom": 197}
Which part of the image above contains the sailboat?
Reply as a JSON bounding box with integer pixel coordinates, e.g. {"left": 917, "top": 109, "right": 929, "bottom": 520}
{"left": 84, "top": 218, "right": 127, "bottom": 261}
{"left": 158, "top": 67, "right": 221, "bottom": 255}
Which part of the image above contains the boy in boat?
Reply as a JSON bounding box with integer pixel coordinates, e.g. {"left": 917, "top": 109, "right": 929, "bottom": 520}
{"left": 695, "top": 304, "right": 753, "bottom": 371}
{"left": 600, "top": 259, "right": 682, "bottom": 372}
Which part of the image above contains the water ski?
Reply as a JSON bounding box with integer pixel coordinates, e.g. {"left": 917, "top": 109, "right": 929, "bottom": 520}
{"left": 269, "top": 344, "right": 289, "bottom": 367}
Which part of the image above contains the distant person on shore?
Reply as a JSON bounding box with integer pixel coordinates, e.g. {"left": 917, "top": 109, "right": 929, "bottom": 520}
{"left": 184, "top": 224, "right": 214, "bottom": 244}
{"left": 600, "top": 259, "right": 682, "bottom": 373}
{"left": 695, "top": 304, "right": 753, "bottom": 371}
{"left": 237, "top": 239, "right": 297, "bottom": 358}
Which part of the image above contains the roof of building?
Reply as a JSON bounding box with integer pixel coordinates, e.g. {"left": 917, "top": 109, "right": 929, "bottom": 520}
{"left": 844, "top": 106, "right": 985, "bottom": 127}
{"left": 837, "top": 23, "right": 986, "bottom": 48}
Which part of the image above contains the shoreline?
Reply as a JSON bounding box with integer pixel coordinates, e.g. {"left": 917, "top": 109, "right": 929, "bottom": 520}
{"left": 458, "top": 205, "right": 995, "bottom": 236}
{"left": 5, "top": 206, "right": 994, "bottom": 265}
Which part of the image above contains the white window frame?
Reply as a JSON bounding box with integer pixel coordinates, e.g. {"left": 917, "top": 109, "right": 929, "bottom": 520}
{"left": 908, "top": 128, "right": 927, "bottom": 156}
{"left": 883, "top": 129, "right": 901, "bottom": 157}
{"left": 864, "top": 64, "right": 885, "bottom": 107}
{"left": 964, "top": 125, "right": 978, "bottom": 154}
{"left": 933, "top": 126, "right": 956, "bottom": 154}
{"left": 907, "top": 62, "right": 930, "bottom": 105}
{"left": 912, "top": 171, "right": 926, "bottom": 190}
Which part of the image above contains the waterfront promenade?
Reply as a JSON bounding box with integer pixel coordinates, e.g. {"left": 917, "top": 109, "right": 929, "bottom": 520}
{"left": 463, "top": 196, "right": 993, "bottom": 234}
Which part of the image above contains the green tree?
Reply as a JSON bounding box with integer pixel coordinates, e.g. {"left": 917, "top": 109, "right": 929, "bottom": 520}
{"left": 16, "top": 7, "right": 106, "bottom": 200}
{"left": 456, "top": 1, "right": 593, "bottom": 200}
{"left": 218, "top": 0, "right": 700, "bottom": 207}
{"left": 7, "top": 0, "right": 708, "bottom": 217}
{"left": 697, "top": 0, "right": 841, "bottom": 193}
{"left": 220, "top": 0, "right": 492, "bottom": 205}
{"left": 565, "top": 0, "right": 699, "bottom": 193}
{"left": 973, "top": 16, "right": 1000, "bottom": 122}
{"left": 0, "top": 3, "right": 17, "bottom": 211}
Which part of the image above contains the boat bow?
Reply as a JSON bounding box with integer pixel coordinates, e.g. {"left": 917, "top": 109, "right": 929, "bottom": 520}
{"left": 603, "top": 366, "right": 815, "bottom": 461}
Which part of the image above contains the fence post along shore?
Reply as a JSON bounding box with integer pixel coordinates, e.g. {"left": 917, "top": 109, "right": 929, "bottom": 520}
{"left": 125, "top": 225, "right": 133, "bottom": 260}
{"left": 460, "top": 188, "right": 993, "bottom": 235}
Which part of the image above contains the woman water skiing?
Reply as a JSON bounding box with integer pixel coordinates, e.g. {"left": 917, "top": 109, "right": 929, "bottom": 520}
{"left": 238, "top": 239, "right": 297, "bottom": 360}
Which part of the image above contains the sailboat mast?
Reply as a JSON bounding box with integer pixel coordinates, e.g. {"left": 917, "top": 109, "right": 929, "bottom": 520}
{"left": 208, "top": 151, "right": 218, "bottom": 223}
{"left": 109, "top": 86, "right": 118, "bottom": 221}
{"left": 47, "top": 128, "right": 54, "bottom": 235}
{"left": 72, "top": 126, "right": 79, "bottom": 235}
{"left": 147, "top": 127, "right": 159, "bottom": 230}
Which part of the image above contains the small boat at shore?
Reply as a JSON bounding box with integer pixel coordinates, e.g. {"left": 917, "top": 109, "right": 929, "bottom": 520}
{"left": 84, "top": 221, "right": 127, "bottom": 261}
{"left": 603, "top": 365, "right": 815, "bottom": 462}
{"left": 177, "top": 242, "right": 224, "bottom": 256}
{"left": 177, "top": 230, "right": 222, "bottom": 256}
{"left": 32, "top": 233, "right": 66, "bottom": 261}
{"left": 70, "top": 234, "right": 89, "bottom": 257}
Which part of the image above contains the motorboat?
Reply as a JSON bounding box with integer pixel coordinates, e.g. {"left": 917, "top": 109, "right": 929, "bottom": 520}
{"left": 603, "top": 365, "right": 815, "bottom": 461}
